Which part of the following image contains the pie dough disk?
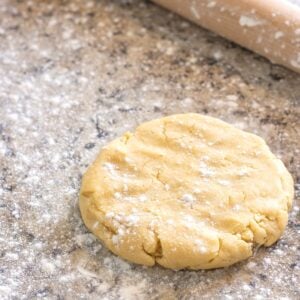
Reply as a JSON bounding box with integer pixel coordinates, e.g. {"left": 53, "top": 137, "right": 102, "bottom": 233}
{"left": 80, "top": 114, "right": 294, "bottom": 270}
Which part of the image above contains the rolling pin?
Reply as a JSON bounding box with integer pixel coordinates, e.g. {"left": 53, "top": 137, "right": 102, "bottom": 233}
{"left": 152, "top": 0, "right": 300, "bottom": 73}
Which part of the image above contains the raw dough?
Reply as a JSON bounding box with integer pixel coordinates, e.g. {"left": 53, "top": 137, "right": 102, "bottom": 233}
{"left": 80, "top": 114, "right": 294, "bottom": 270}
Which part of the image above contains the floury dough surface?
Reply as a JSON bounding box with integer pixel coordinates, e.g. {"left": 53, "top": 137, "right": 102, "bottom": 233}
{"left": 80, "top": 114, "right": 294, "bottom": 270}
{"left": 0, "top": 0, "right": 300, "bottom": 299}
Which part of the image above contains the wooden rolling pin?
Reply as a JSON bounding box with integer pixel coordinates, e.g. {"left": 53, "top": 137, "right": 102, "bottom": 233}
{"left": 152, "top": 0, "right": 300, "bottom": 73}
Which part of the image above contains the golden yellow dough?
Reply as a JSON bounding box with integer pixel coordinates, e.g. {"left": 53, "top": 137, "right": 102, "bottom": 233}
{"left": 80, "top": 114, "right": 294, "bottom": 270}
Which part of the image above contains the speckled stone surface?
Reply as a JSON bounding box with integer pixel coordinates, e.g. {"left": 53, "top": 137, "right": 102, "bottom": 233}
{"left": 0, "top": 0, "right": 299, "bottom": 299}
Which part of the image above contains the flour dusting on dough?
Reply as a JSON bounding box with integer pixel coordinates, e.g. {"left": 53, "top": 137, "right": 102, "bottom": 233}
{"left": 181, "top": 193, "right": 196, "bottom": 206}
{"left": 199, "top": 161, "right": 215, "bottom": 176}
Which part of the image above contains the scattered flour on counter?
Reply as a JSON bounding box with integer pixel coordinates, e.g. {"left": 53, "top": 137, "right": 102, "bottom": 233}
{"left": 5, "top": 253, "right": 19, "bottom": 261}
{"left": 226, "top": 95, "right": 238, "bottom": 101}
{"left": 41, "top": 259, "right": 56, "bottom": 274}
{"left": 247, "top": 261, "right": 257, "bottom": 270}
{"left": 118, "top": 282, "right": 146, "bottom": 300}
{"left": 77, "top": 266, "right": 101, "bottom": 279}
{"left": 213, "top": 51, "right": 223, "bottom": 60}
{"left": 0, "top": 286, "right": 12, "bottom": 296}
{"left": 75, "top": 233, "right": 96, "bottom": 247}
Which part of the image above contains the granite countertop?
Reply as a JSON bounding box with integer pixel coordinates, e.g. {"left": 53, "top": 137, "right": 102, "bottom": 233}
{"left": 0, "top": 0, "right": 299, "bottom": 299}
